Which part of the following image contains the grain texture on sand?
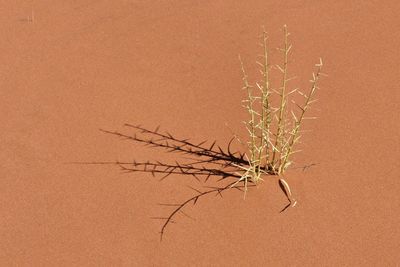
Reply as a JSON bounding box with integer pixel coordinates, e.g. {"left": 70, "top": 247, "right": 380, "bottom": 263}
{"left": 0, "top": 1, "right": 399, "bottom": 266}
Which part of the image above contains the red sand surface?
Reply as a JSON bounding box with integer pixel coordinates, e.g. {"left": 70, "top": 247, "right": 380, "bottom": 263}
{"left": 1, "top": 1, "right": 399, "bottom": 266}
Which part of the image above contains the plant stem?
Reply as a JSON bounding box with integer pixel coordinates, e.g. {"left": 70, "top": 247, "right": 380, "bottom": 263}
{"left": 239, "top": 55, "right": 259, "bottom": 181}
{"left": 260, "top": 29, "right": 271, "bottom": 168}
{"left": 271, "top": 25, "right": 290, "bottom": 169}
{"left": 279, "top": 59, "right": 323, "bottom": 173}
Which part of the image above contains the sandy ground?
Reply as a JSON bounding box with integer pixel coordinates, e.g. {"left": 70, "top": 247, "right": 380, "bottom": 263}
{"left": 1, "top": 1, "right": 399, "bottom": 266}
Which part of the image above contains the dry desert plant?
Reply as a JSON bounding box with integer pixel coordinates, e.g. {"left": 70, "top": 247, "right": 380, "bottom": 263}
{"left": 233, "top": 25, "right": 325, "bottom": 201}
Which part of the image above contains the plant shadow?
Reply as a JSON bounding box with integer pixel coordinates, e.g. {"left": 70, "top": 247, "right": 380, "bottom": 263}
{"left": 77, "top": 124, "right": 307, "bottom": 240}
{"left": 97, "top": 123, "right": 248, "bottom": 183}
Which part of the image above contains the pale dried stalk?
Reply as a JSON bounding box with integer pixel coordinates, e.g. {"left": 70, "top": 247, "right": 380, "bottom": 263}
{"left": 236, "top": 25, "right": 324, "bottom": 192}
{"left": 238, "top": 55, "right": 263, "bottom": 186}
{"left": 271, "top": 25, "right": 291, "bottom": 169}
{"left": 259, "top": 28, "right": 272, "bottom": 167}
{"left": 279, "top": 58, "right": 323, "bottom": 173}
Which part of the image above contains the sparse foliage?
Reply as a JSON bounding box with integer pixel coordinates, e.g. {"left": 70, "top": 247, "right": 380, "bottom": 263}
{"left": 235, "top": 25, "right": 324, "bottom": 192}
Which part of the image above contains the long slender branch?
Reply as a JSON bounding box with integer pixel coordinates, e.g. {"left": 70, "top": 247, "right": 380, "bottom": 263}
{"left": 239, "top": 55, "right": 257, "bottom": 166}
{"left": 279, "top": 59, "right": 323, "bottom": 172}
{"left": 260, "top": 28, "right": 272, "bottom": 167}
{"left": 271, "top": 25, "right": 290, "bottom": 167}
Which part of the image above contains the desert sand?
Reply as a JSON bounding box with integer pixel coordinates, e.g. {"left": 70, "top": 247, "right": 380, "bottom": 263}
{"left": 1, "top": 1, "right": 399, "bottom": 266}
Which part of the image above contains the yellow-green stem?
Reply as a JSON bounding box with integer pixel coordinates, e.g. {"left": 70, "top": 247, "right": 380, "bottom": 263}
{"left": 279, "top": 61, "right": 323, "bottom": 173}
{"left": 271, "top": 25, "right": 289, "bottom": 168}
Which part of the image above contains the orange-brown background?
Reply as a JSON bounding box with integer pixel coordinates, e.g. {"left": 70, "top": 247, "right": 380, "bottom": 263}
{"left": 1, "top": 1, "right": 399, "bottom": 266}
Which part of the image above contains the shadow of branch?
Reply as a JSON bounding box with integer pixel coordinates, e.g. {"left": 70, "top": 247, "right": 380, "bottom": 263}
{"left": 73, "top": 124, "right": 256, "bottom": 240}
{"left": 73, "top": 124, "right": 315, "bottom": 240}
